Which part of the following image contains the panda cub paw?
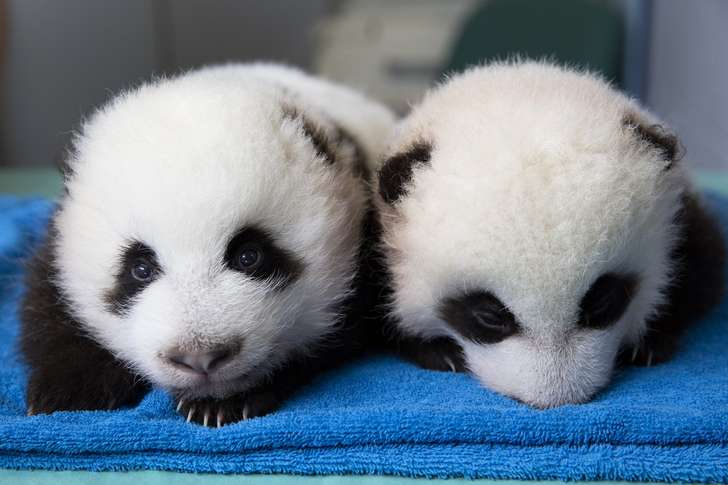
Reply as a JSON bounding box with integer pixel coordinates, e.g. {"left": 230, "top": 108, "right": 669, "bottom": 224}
{"left": 175, "top": 389, "right": 280, "bottom": 427}
{"left": 622, "top": 330, "right": 679, "bottom": 367}
{"left": 397, "top": 336, "right": 467, "bottom": 373}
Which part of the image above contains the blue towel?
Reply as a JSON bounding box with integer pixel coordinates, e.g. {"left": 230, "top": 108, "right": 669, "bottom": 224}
{"left": 1, "top": 195, "right": 727, "bottom": 481}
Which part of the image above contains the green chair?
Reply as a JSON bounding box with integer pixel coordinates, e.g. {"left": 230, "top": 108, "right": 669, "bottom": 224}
{"left": 444, "top": 0, "right": 625, "bottom": 88}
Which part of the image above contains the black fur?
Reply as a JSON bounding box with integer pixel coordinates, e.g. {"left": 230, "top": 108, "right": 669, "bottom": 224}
{"left": 282, "top": 104, "right": 335, "bottom": 164}
{"left": 624, "top": 193, "right": 726, "bottom": 366}
{"left": 378, "top": 141, "right": 432, "bottom": 204}
{"left": 104, "top": 241, "right": 161, "bottom": 315}
{"left": 578, "top": 273, "right": 638, "bottom": 330}
{"left": 20, "top": 224, "right": 149, "bottom": 414}
{"left": 364, "top": 196, "right": 468, "bottom": 372}
{"left": 624, "top": 114, "right": 684, "bottom": 168}
{"left": 177, "top": 386, "right": 279, "bottom": 426}
{"left": 282, "top": 104, "right": 367, "bottom": 177}
{"left": 336, "top": 125, "right": 369, "bottom": 178}
{"left": 224, "top": 225, "right": 304, "bottom": 289}
{"left": 302, "top": 116, "right": 337, "bottom": 165}
{"left": 438, "top": 290, "right": 520, "bottom": 344}
{"left": 393, "top": 335, "right": 466, "bottom": 373}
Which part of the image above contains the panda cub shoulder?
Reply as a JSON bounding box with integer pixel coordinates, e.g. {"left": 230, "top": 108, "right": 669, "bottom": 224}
{"left": 374, "top": 61, "right": 725, "bottom": 408}
{"left": 21, "top": 63, "right": 396, "bottom": 426}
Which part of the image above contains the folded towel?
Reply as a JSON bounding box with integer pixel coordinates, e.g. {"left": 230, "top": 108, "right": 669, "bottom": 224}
{"left": 0, "top": 195, "right": 727, "bottom": 481}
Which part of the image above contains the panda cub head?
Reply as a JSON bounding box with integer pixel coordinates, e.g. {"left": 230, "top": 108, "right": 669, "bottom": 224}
{"left": 50, "top": 64, "right": 390, "bottom": 400}
{"left": 376, "top": 61, "right": 690, "bottom": 408}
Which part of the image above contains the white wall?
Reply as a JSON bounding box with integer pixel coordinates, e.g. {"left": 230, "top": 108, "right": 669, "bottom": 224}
{"left": 1, "top": 0, "right": 159, "bottom": 167}
{"left": 647, "top": 0, "right": 728, "bottom": 170}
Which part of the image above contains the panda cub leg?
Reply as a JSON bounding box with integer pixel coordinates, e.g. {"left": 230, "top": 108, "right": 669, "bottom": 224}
{"left": 394, "top": 335, "right": 467, "bottom": 373}
{"left": 21, "top": 235, "right": 149, "bottom": 414}
{"left": 625, "top": 193, "right": 726, "bottom": 367}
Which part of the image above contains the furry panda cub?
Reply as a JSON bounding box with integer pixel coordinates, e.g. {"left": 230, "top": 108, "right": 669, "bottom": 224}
{"left": 375, "top": 61, "right": 725, "bottom": 408}
{"left": 21, "top": 63, "right": 395, "bottom": 426}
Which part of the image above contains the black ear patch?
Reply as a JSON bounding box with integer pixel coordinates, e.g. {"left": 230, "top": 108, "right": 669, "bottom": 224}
{"left": 282, "top": 104, "right": 336, "bottom": 164}
{"left": 336, "top": 125, "right": 369, "bottom": 178}
{"left": 378, "top": 141, "right": 432, "bottom": 205}
{"left": 303, "top": 117, "right": 338, "bottom": 165}
{"left": 624, "top": 114, "right": 684, "bottom": 168}
{"left": 282, "top": 104, "right": 367, "bottom": 175}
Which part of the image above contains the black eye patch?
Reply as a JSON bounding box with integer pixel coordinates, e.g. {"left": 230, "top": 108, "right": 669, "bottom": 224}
{"left": 224, "top": 226, "right": 303, "bottom": 289}
{"left": 438, "top": 290, "right": 520, "bottom": 344}
{"left": 105, "top": 241, "right": 162, "bottom": 315}
{"left": 578, "top": 273, "right": 638, "bottom": 330}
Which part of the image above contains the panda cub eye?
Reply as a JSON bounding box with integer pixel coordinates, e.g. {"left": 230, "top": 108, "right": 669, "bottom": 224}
{"left": 233, "top": 245, "right": 263, "bottom": 271}
{"left": 224, "top": 226, "right": 303, "bottom": 288}
{"left": 578, "top": 273, "right": 638, "bottom": 329}
{"left": 131, "top": 258, "right": 155, "bottom": 282}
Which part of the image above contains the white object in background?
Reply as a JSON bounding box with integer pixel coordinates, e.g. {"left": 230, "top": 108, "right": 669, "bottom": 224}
{"left": 314, "top": 0, "right": 479, "bottom": 114}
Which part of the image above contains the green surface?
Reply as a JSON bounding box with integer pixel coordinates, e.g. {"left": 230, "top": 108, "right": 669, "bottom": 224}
{"left": 695, "top": 170, "right": 728, "bottom": 196}
{"left": 0, "top": 167, "right": 64, "bottom": 198}
{"left": 0, "top": 166, "right": 725, "bottom": 484}
{"left": 1, "top": 168, "right": 727, "bottom": 198}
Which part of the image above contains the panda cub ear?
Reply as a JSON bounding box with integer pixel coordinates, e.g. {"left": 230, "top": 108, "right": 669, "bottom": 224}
{"left": 623, "top": 113, "right": 684, "bottom": 168}
{"left": 378, "top": 141, "right": 432, "bottom": 205}
{"left": 281, "top": 104, "right": 366, "bottom": 176}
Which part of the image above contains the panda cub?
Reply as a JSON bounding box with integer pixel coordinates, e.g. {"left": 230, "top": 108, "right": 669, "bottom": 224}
{"left": 375, "top": 61, "right": 725, "bottom": 408}
{"left": 21, "top": 63, "right": 395, "bottom": 426}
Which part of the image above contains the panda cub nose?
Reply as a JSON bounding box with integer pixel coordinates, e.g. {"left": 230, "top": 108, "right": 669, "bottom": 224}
{"left": 166, "top": 345, "right": 237, "bottom": 374}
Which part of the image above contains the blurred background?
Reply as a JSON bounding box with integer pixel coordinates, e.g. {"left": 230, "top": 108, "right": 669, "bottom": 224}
{"left": 0, "top": 0, "right": 726, "bottom": 196}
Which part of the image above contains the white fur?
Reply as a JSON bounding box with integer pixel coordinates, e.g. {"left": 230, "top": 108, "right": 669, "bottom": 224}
{"left": 53, "top": 63, "right": 395, "bottom": 398}
{"left": 377, "top": 61, "right": 689, "bottom": 407}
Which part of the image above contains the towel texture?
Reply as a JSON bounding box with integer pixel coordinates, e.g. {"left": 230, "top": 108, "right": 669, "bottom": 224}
{"left": 0, "top": 195, "right": 727, "bottom": 481}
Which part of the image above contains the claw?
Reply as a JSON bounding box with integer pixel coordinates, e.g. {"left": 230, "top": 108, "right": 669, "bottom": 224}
{"left": 203, "top": 408, "right": 210, "bottom": 427}
{"left": 27, "top": 405, "right": 35, "bottom": 416}
{"left": 176, "top": 399, "right": 185, "bottom": 412}
{"left": 216, "top": 410, "right": 224, "bottom": 428}
{"left": 443, "top": 356, "right": 456, "bottom": 372}
{"left": 646, "top": 350, "right": 654, "bottom": 367}
{"left": 186, "top": 405, "right": 196, "bottom": 423}
{"left": 107, "top": 399, "right": 117, "bottom": 410}
{"left": 631, "top": 345, "right": 639, "bottom": 363}
{"left": 242, "top": 404, "right": 249, "bottom": 421}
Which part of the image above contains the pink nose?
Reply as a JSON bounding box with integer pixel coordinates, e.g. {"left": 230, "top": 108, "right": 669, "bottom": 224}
{"left": 165, "top": 345, "right": 236, "bottom": 374}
